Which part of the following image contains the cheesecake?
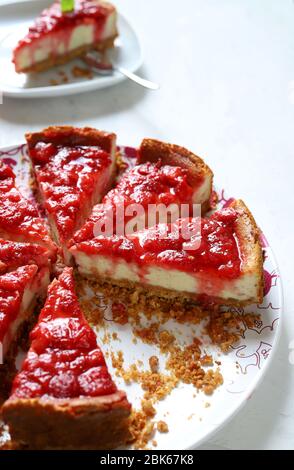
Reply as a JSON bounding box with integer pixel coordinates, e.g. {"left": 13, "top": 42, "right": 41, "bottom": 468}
{"left": 71, "top": 138, "right": 213, "bottom": 244}
{"left": 2, "top": 267, "right": 131, "bottom": 450}
{"left": 0, "top": 161, "right": 56, "bottom": 260}
{"left": 70, "top": 200, "right": 264, "bottom": 308}
{"left": 26, "top": 126, "right": 116, "bottom": 262}
{"left": 0, "top": 239, "right": 50, "bottom": 274}
{"left": 0, "top": 265, "right": 49, "bottom": 398}
{"left": 138, "top": 138, "right": 213, "bottom": 211}
{"left": 13, "top": 0, "right": 118, "bottom": 74}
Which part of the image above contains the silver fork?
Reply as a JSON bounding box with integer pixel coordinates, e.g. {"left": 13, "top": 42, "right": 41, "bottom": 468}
{"left": 83, "top": 51, "right": 160, "bottom": 90}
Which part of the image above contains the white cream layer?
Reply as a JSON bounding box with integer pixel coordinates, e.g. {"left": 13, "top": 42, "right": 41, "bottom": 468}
{"left": 72, "top": 251, "right": 260, "bottom": 302}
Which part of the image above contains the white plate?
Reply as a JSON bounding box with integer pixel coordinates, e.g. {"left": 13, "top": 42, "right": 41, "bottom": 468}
{"left": 0, "top": 0, "right": 143, "bottom": 98}
{"left": 0, "top": 144, "right": 283, "bottom": 450}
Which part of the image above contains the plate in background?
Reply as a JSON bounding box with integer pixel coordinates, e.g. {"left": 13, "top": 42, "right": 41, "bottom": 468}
{"left": 0, "top": 0, "right": 143, "bottom": 98}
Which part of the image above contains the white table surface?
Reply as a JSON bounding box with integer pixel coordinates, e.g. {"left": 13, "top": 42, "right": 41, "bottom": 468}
{"left": 0, "top": 0, "right": 293, "bottom": 450}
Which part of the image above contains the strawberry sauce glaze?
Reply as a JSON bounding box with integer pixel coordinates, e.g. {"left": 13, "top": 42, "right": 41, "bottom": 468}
{"left": 0, "top": 161, "right": 55, "bottom": 255}
{"left": 75, "top": 208, "right": 242, "bottom": 280}
{"left": 0, "top": 265, "right": 38, "bottom": 342}
{"left": 29, "top": 142, "right": 112, "bottom": 244}
{"left": 71, "top": 160, "right": 203, "bottom": 243}
{"left": 0, "top": 240, "right": 49, "bottom": 274}
{"left": 10, "top": 268, "right": 117, "bottom": 399}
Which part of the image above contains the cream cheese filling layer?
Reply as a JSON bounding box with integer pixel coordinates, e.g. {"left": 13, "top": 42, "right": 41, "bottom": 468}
{"left": 1, "top": 269, "right": 49, "bottom": 360}
{"left": 72, "top": 251, "right": 260, "bottom": 302}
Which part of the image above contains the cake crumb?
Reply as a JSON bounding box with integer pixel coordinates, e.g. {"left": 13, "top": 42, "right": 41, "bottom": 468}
{"left": 200, "top": 354, "right": 213, "bottom": 366}
{"left": 111, "top": 351, "right": 178, "bottom": 401}
{"left": 159, "top": 330, "right": 175, "bottom": 351}
{"left": 202, "top": 369, "right": 223, "bottom": 395}
{"left": 149, "top": 355, "right": 159, "bottom": 373}
{"left": 134, "top": 323, "right": 159, "bottom": 344}
{"left": 164, "top": 339, "right": 223, "bottom": 394}
{"left": 140, "top": 371, "right": 178, "bottom": 401}
{"left": 141, "top": 400, "right": 156, "bottom": 418}
{"left": 207, "top": 310, "right": 260, "bottom": 352}
{"left": 102, "top": 331, "right": 110, "bottom": 344}
{"left": 128, "top": 409, "right": 155, "bottom": 450}
{"left": 111, "top": 350, "right": 124, "bottom": 371}
{"left": 157, "top": 421, "right": 169, "bottom": 433}
{"left": 112, "top": 302, "right": 128, "bottom": 325}
{"left": 71, "top": 65, "right": 93, "bottom": 79}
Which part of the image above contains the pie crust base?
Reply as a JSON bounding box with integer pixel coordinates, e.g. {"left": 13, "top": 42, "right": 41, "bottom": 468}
{"left": 2, "top": 391, "right": 131, "bottom": 449}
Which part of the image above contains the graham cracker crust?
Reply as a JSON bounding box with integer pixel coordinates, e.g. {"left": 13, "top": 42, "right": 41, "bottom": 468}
{"left": 20, "top": 36, "right": 117, "bottom": 74}
{"left": 2, "top": 392, "right": 131, "bottom": 450}
{"left": 77, "top": 273, "right": 260, "bottom": 320}
{"left": 76, "top": 274, "right": 221, "bottom": 326}
{"left": 26, "top": 125, "right": 116, "bottom": 153}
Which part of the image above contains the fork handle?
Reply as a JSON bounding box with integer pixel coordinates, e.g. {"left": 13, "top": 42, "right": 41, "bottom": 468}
{"left": 115, "top": 66, "right": 160, "bottom": 90}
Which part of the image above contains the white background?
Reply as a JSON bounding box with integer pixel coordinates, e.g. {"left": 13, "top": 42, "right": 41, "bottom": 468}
{"left": 0, "top": 0, "right": 293, "bottom": 450}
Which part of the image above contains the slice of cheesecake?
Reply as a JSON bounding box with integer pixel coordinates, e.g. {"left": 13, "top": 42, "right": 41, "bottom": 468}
{"left": 26, "top": 126, "right": 116, "bottom": 263}
{"left": 2, "top": 267, "right": 131, "bottom": 450}
{"left": 0, "top": 161, "right": 56, "bottom": 260}
{"left": 70, "top": 200, "right": 264, "bottom": 308}
{"left": 0, "top": 265, "right": 49, "bottom": 398}
{"left": 138, "top": 138, "right": 213, "bottom": 212}
{"left": 0, "top": 239, "right": 50, "bottom": 274}
{"left": 70, "top": 138, "right": 213, "bottom": 244}
{"left": 13, "top": 0, "right": 118, "bottom": 73}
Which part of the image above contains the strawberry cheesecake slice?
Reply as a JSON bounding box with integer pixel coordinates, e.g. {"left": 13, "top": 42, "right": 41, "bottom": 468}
{"left": 2, "top": 267, "right": 131, "bottom": 450}
{"left": 0, "top": 265, "right": 49, "bottom": 398}
{"left": 0, "top": 161, "right": 56, "bottom": 260}
{"left": 26, "top": 126, "right": 116, "bottom": 263}
{"left": 0, "top": 239, "right": 50, "bottom": 274}
{"left": 70, "top": 200, "right": 264, "bottom": 309}
{"left": 13, "top": 0, "right": 118, "bottom": 73}
{"left": 70, "top": 138, "right": 213, "bottom": 244}
{"left": 138, "top": 139, "right": 213, "bottom": 211}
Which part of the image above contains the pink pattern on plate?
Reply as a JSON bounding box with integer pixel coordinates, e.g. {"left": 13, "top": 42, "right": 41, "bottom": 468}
{"left": 260, "top": 232, "right": 269, "bottom": 248}
{"left": 218, "top": 189, "right": 236, "bottom": 208}
{"left": 231, "top": 317, "right": 279, "bottom": 374}
{"left": 0, "top": 144, "right": 26, "bottom": 161}
{"left": 263, "top": 269, "right": 279, "bottom": 296}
